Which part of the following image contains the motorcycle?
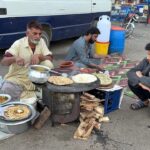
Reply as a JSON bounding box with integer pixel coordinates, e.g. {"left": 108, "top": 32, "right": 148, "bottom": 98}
{"left": 121, "top": 13, "right": 139, "bottom": 38}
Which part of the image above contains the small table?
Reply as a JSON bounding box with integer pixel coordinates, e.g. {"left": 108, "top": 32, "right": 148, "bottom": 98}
{"left": 42, "top": 79, "right": 100, "bottom": 125}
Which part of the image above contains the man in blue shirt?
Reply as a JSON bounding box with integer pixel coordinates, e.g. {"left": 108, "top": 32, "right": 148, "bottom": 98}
{"left": 65, "top": 27, "right": 105, "bottom": 70}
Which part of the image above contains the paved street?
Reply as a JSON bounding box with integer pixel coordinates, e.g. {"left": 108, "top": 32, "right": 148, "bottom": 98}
{"left": 0, "top": 23, "right": 150, "bottom": 150}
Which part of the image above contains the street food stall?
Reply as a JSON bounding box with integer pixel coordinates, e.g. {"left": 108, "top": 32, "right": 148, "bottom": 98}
{"left": 0, "top": 54, "right": 138, "bottom": 140}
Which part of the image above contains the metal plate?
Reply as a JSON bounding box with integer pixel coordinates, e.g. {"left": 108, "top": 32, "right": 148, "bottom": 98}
{"left": 0, "top": 104, "right": 32, "bottom": 122}
{"left": 0, "top": 94, "right": 11, "bottom": 106}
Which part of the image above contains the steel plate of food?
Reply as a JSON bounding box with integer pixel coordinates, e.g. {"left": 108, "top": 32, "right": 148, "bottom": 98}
{"left": 3, "top": 104, "right": 32, "bottom": 121}
{"left": 0, "top": 94, "right": 11, "bottom": 105}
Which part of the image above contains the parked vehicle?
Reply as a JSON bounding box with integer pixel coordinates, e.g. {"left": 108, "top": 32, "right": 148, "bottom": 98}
{"left": 121, "top": 13, "right": 139, "bottom": 38}
{"left": 0, "top": 0, "right": 112, "bottom": 48}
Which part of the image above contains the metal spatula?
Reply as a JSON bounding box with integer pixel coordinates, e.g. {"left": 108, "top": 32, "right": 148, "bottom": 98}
{"left": 49, "top": 70, "right": 68, "bottom": 77}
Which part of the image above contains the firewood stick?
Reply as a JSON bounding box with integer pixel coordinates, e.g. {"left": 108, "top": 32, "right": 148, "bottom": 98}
{"left": 83, "top": 92, "right": 95, "bottom": 99}
{"left": 99, "top": 116, "right": 110, "bottom": 123}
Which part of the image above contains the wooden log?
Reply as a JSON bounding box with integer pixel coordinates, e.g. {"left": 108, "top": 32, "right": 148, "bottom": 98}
{"left": 83, "top": 92, "right": 95, "bottom": 100}
{"left": 33, "top": 106, "right": 51, "bottom": 129}
{"left": 94, "top": 122, "right": 101, "bottom": 130}
{"left": 94, "top": 106, "right": 104, "bottom": 116}
{"left": 99, "top": 116, "right": 110, "bottom": 123}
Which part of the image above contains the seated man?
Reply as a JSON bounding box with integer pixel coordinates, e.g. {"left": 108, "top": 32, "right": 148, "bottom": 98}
{"left": 0, "top": 20, "right": 53, "bottom": 101}
{"left": 127, "top": 43, "right": 150, "bottom": 110}
{"left": 65, "top": 27, "right": 107, "bottom": 70}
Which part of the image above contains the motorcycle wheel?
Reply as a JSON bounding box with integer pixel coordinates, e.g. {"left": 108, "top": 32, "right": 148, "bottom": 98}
{"left": 122, "top": 23, "right": 134, "bottom": 38}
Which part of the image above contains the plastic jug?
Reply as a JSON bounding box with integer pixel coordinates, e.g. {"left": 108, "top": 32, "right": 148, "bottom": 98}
{"left": 97, "top": 15, "right": 111, "bottom": 43}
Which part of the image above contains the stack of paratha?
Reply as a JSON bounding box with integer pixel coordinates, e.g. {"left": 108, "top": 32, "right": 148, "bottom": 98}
{"left": 93, "top": 73, "right": 112, "bottom": 86}
{"left": 48, "top": 76, "right": 73, "bottom": 85}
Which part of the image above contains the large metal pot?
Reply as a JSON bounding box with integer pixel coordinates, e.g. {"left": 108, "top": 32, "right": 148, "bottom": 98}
{"left": 28, "top": 65, "right": 50, "bottom": 84}
{"left": 0, "top": 102, "right": 36, "bottom": 134}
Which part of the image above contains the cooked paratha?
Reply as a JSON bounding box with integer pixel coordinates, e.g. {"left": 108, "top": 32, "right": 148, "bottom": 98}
{"left": 4, "top": 105, "right": 31, "bottom": 121}
{"left": 93, "top": 73, "right": 112, "bottom": 86}
{"left": 72, "top": 74, "right": 97, "bottom": 84}
{"left": 48, "top": 76, "right": 74, "bottom": 85}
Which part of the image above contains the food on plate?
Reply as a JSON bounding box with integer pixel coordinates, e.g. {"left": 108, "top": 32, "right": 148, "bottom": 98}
{"left": 72, "top": 74, "right": 97, "bottom": 84}
{"left": 48, "top": 76, "right": 74, "bottom": 85}
{"left": 4, "top": 105, "right": 31, "bottom": 120}
{"left": 93, "top": 73, "right": 112, "bottom": 86}
{"left": 0, "top": 96, "right": 8, "bottom": 104}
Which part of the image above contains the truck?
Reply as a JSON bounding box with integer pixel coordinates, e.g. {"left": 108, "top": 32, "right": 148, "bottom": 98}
{"left": 0, "top": 0, "right": 112, "bottom": 48}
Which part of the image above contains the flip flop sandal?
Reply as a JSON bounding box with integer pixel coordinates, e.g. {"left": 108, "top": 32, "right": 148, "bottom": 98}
{"left": 130, "top": 100, "right": 148, "bottom": 110}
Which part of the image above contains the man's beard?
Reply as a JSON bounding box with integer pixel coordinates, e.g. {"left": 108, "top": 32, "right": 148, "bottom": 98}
{"left": 89, "top": 38, "right": 95, "bottom": 44}
{"left": 30, "top": 39, "right": 40, "bottom": 45}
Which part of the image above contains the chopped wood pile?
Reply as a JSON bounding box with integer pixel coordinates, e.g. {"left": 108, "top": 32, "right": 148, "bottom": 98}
{"left": 74, "top": 92, "right": 109, "bottom": 140}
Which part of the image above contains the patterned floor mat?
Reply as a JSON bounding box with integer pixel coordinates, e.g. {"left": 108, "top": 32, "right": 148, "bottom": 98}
{"left": 102, "top": 54, "right": 139, "bottom": 98}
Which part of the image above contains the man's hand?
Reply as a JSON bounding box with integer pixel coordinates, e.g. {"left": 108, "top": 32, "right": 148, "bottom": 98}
{"left": 139, "top": 83, "right": 150, "bottom": 92}
{"left": 97, "top": 64, "right": 104, "bottom": 71}
{"left": 31, "top": 54, "right": 41, "bottom": 65}
{"left": 15, "top": 57, "right": 25, "bottom": 66}
{"left": 136, "top": 71, "right": 143, "bottom": 78}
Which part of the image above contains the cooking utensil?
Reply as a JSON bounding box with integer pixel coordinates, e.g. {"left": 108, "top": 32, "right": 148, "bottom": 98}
{"left": 0, "top": 102, "right": 36, "bottom": 134}
{"left": 49, "top": 69, "right": 68, "bottom": 77}
{"left": 28, "top": 65, "right": 50, "bottom": 84}
{"left": 0, "top": 104, "right": 32, "bottom": 122}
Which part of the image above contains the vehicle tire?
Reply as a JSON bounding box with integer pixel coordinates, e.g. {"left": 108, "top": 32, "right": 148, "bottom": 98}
{"left": 122, "top": 23, "right": 134, "bottom": 38}
{"left": 41, "top": 30, "right": 52, "bottom": 48}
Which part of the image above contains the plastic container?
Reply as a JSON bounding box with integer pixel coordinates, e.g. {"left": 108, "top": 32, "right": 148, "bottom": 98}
{"left": 109, "top": 26, "right": 125, "bottom": 54}
{"left": 95, "top": 41, "right": 109, "bottom": 56}
{"left": 88, "top": 88, "right": 123, "bottom": 114}
{"left": 97, "top": 15, "right": 111, "bottom": 42}
{"left": 136, "top": 4, "right": 144, "bottom": 13}
{"left": 103, "top": 89, "right": 123, "bottom": 113}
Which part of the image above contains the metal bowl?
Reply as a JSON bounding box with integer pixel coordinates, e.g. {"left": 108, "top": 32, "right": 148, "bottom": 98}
{"left": 0, "top": 94, "right": 11, "bottom": 106}
{"left": 28, "top": 65, "right": 50, "bottom": 84}
{"left": 0, "top": 102, "right": 36, "bottom": 134}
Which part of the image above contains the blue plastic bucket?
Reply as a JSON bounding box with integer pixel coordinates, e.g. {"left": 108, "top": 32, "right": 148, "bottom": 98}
{"left": 109, "top": 26, "right": 125, "bottom": 54}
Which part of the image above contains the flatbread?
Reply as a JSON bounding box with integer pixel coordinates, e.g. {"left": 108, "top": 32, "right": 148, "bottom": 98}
{"left": 93, "top": 73, "right": 112, "bottom": 86}
{"left": 72, "top": 74, "right": 97, "bottom": 84}
{"left": 4, "top": 105, "right": 31, "bottom": 121}
{"left": 48, "top": 76, "right": 73, "bottom": 85}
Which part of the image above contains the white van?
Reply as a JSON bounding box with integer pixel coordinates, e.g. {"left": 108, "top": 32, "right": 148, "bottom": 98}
{"left": 0, "top": 0, "right": 112, "bottom": 48}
